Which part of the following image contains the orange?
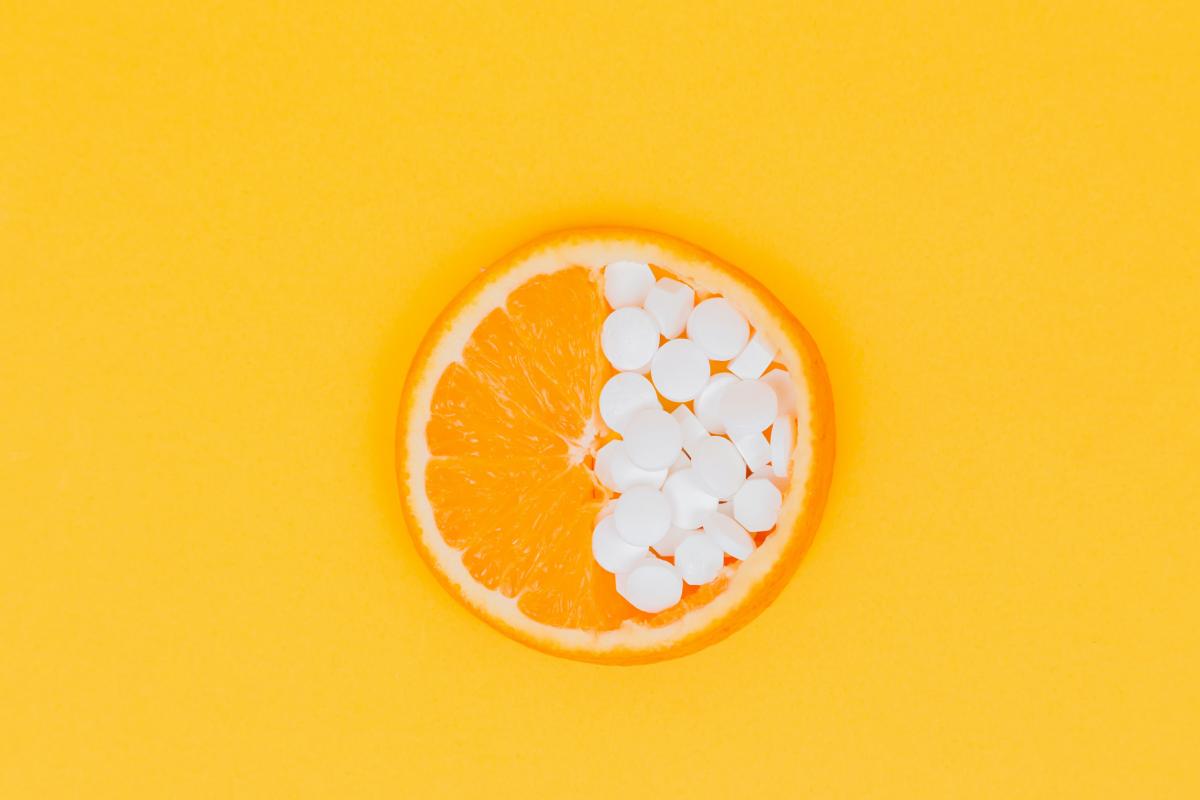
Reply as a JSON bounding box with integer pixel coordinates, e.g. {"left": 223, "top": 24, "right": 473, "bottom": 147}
{"left": 396, "top": 228, "right": 834, "bottom": 664}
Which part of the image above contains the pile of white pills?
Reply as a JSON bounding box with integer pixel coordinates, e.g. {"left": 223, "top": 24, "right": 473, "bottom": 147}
{"left": 592, "top": 261, "right": 798, "bottom": 613}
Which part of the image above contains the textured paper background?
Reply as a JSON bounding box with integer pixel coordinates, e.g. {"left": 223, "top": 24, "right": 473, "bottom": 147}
{"left": 2, "top": 2, "right": 1197, "bottom": 796}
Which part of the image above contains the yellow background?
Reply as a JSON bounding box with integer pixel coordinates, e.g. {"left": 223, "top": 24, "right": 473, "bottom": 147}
{"left": 2, "top": 2, "right": 1198, "bottom": 796}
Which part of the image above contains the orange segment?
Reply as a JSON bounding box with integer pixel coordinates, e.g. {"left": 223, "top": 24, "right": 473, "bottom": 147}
{"left": 425, "top": 266, "right": 634, "bottom": 630}
{"left": 397, "top": 228, "right": 835, "bottom": 664}
{"left": 426, "top": 457, "right": 607, "bottom": 617}
{"left": 503, "top": 268, "right": 608, "bottom": 425}
{"left": 427, "top": 363, "right": 567, "bottom": 458}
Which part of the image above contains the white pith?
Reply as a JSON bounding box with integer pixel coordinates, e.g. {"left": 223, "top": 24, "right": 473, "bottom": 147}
{"left": 403, "top": 233, "right": 817, "bottom": 653}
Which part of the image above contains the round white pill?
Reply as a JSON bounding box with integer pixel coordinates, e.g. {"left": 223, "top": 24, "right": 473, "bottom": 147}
{"left": 624, "top": 408, "right": 682, "bottom": 470}
{"left": 770, "top": 415, "right": 794, "bottom": 478}
{"left": 615, "top": 555, "right": 656, "bottom": 598}
{"left": 643, "top": 277, "right": 695, "bottom": 337}
{"left": 650, "top": 338, "right": 710, "bottom": 402}
{"left": 687, "top": 297, "right": 749, "bottom": 360}
{"left": 701, "top": 512, "right": 756, "bottom": 559}
{"left": 592, "top": 515, "right": 648, "bottom": 573}
{"left": 619, "top": 558, "right": 684, "bottom": 613}
{"left": 598, "top": 372, "right": 659, "bottom": 434}
{"left": 733, "top": 431, "right": 771, "bottom": 473}
{"left": 651, "top": 525, "right": 694, "bottom": 557}
{"left": 601, "top": 307, "right": 660, "bottom": 371}
{"left": 690, "top": 435, "right": 747, "bottom": 499}
{"left": 728, "top": 331, "right": 777, "bottom": 380}
{"left": 760, "top": 368, "right": 796, "bottom": 415}
{"left": 613, "top": 485, "right": 672, "bottom": 547}
{"left": 719, "top": 378, "right": 778, "bottom": 436}
{"left": 694, "top": 372, "right": 739, "bottom": 434}
{"left": 662, "top": 468, "right": 719, "bottom": 528}
{"left": 732, "top": 478, "right": 783, "bottom": 532}
{"left": 604, "top": 261, "right": 655, "bottom": 308}
{"left": 593, "top": 440, "right": 667, "bottom": 492}
{"left": 674, "top": 533, "right": 725, "bottom": 585}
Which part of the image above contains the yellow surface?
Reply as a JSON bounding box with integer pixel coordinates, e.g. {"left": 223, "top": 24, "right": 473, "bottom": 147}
{"left": 2, "top": 1, "right": 1198, "bottom": 796}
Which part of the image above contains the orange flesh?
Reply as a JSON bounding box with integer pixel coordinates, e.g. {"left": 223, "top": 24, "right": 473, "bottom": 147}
{"left": 424, "top": 266, "right": 750, "bottom": 630}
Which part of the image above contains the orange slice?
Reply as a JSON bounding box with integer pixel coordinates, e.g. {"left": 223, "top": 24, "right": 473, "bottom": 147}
{"left": 396, "top": 228, "right": 834, "bottom": 663}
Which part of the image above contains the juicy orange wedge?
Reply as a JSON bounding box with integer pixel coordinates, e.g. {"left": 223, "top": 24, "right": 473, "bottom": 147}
{"left": 397, "top": 228, "right": 834, "bottom": 663}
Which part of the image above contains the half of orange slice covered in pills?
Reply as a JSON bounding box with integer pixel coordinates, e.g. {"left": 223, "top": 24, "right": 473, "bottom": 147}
{"left": 396, "top": 228, "right": 834, "bottom": 663}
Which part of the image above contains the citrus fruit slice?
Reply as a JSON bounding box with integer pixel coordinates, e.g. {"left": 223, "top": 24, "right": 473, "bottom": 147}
{"left": 396, "top": 228, "right": 834, "bottom": 663}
